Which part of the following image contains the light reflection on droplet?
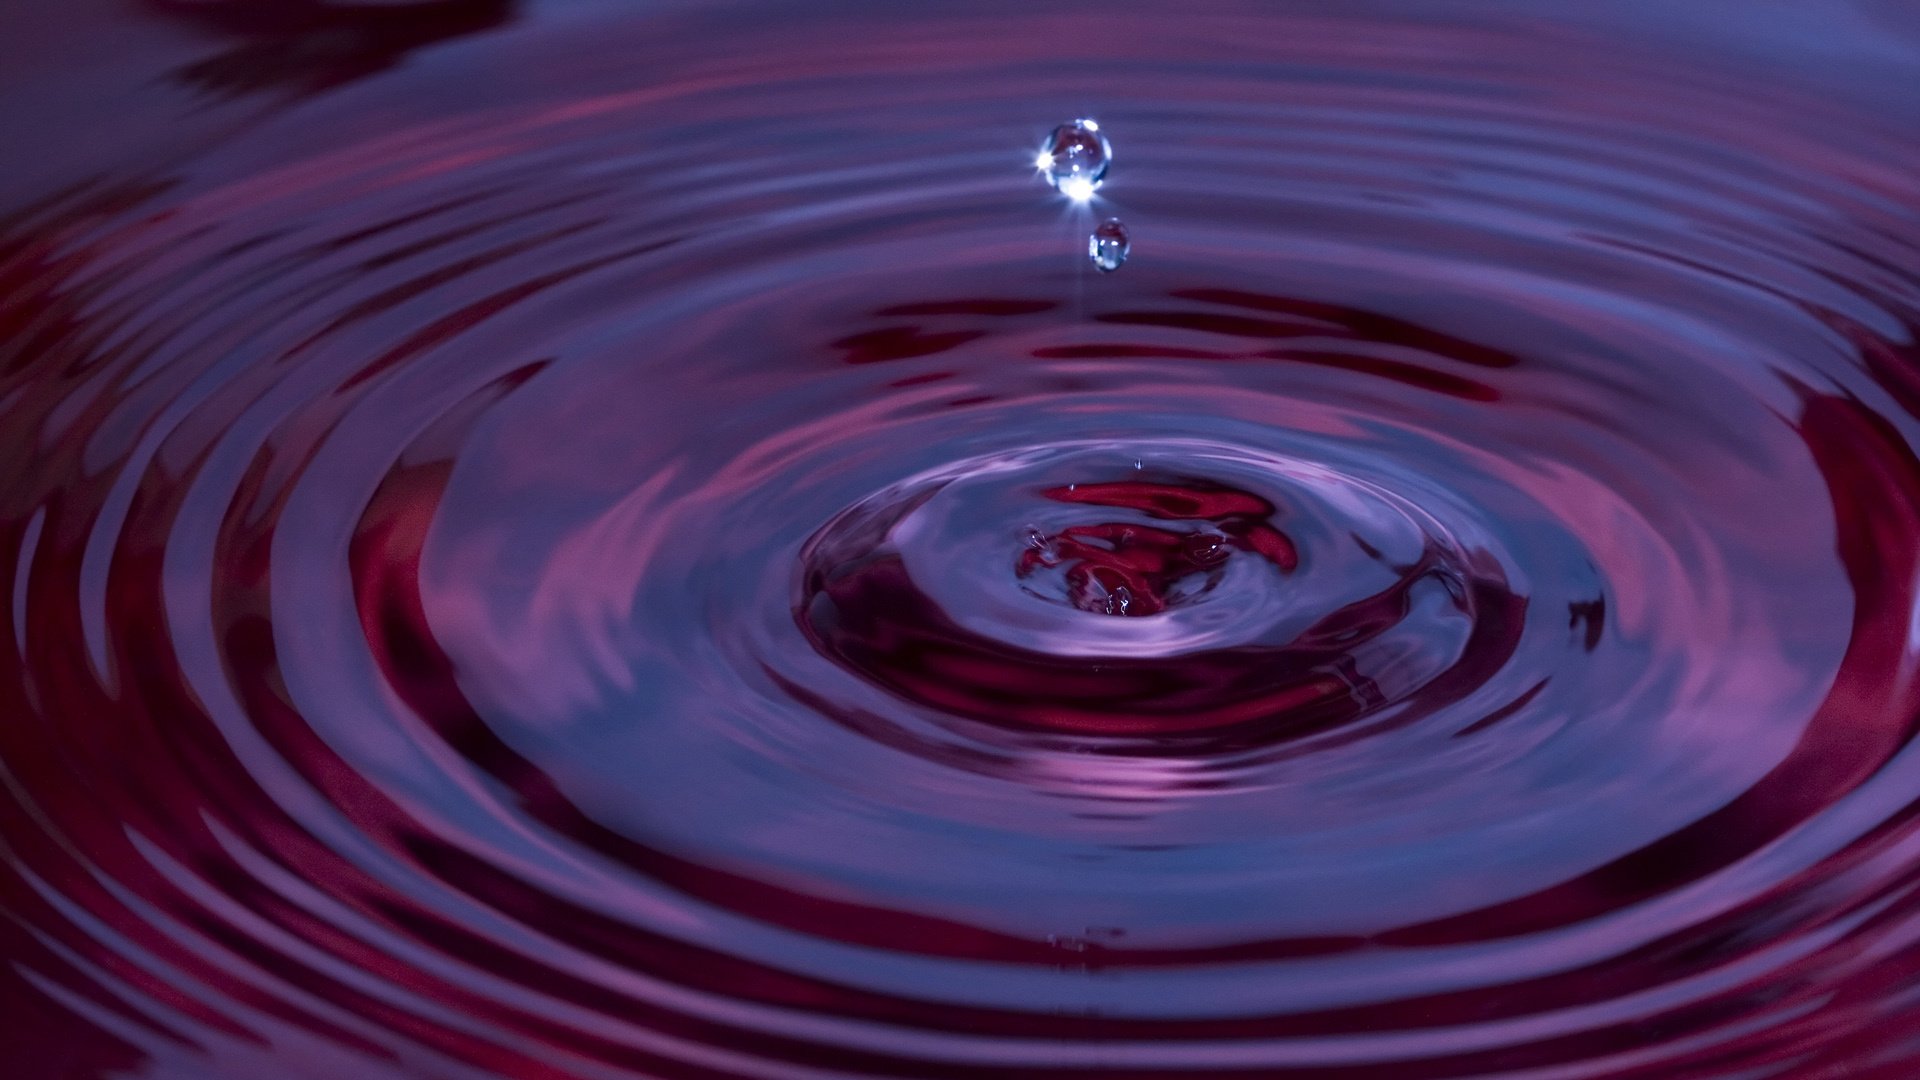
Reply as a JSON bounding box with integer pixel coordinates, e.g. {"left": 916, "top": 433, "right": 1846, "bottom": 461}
{"left": 1038, "top": 118, "right": 1111, "bottom": 199}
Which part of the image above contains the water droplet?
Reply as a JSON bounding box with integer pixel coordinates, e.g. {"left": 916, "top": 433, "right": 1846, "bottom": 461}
{"left": 1104, "top": 586, "right": 1134, "bottom": 617}
{"left": 1183, "top": 533, "right": 1229, "bottom": 566}
{"left": 1038, "top": 119, "right": 1111, "bottom": 201}
{"left": 1021, "top": 526, "right": 1061, "bottom": 570}
{"left": 1088, "top": 218, "right": 1130, "bottom": 273}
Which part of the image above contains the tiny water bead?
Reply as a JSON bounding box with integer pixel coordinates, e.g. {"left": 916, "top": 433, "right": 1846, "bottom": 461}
{"left": 1037, "top": 118, "right": 1111, "bottom": 201}
{"left": 1089, "top": 217, "right": 1131, "bottom": 271}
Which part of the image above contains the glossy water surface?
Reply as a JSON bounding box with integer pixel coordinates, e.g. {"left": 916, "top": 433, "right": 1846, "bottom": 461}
{"left": 3, "top": 1, "right": 1920, "bottom": 1077}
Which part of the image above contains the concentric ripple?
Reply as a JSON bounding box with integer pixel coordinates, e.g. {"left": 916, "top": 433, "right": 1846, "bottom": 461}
{"left": 3, "top": 2, "right": 1920, "bottom": 1078}
{"left": 797, "top": 440, "right": 1519, "bottom": 749}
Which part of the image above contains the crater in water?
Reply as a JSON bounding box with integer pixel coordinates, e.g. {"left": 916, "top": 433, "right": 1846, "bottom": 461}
{"left": 797, "top": 441, "right": 1513, "bottom": 746}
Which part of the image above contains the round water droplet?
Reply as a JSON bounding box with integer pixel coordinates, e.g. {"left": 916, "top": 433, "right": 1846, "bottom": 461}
{"left": 1089, "top": 217, "right": 1131, "bottom": 273}
{"left": 1183, "top": 533, "right": 1230, "bottom": 567}
{"left": 1038, "top": 119, "right": 1111, "bottom": 200}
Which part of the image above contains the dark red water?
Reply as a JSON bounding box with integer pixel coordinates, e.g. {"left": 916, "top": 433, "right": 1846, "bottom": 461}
{"left": 4, "top": 1, "right": 1920, "bottom": 1077}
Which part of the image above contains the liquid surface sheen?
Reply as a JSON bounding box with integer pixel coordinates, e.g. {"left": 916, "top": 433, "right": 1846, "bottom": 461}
{"left": 2, "top": 2, "right": 1920, "bottom": 1078}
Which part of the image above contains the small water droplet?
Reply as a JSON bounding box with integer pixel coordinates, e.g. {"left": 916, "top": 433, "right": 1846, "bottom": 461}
{"left": 1184, "top": 533, "right": 1229, "bottom": 566}
{"left": 1133, "top": 458, "right": 1144, "bottom": 471}
{"left": 1038, "top": 119, "right": 1111, "bottom": 201}
{"left": 1021, "top": 526, "right": 1061, "bottom": 570}
{"left": 1089, "top": 218, "right": 1130, "bottom": 273}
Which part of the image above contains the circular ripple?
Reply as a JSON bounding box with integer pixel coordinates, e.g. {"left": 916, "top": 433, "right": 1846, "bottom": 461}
{"left": 796, "top": 440, "right": 1518, "bottom": 748}
{"left": 2, "top": 2, "right": 1920, "bottom": 1079}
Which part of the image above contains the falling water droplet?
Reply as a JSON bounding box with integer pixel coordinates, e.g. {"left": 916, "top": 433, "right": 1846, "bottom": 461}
{"left": 1038, "top": 119, "right": 1111, "bottom": 201}
{"left": 1089, "top": 218, "right": 1130, "bottom": 272}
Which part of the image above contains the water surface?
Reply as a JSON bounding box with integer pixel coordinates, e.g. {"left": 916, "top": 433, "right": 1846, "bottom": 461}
{"left": 3, "top": 2, "right": 1920, "bottom": 1077}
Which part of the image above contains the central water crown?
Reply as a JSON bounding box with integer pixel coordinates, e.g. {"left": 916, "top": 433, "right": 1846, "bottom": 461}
{"left": 793, "top": 441, "right": 1508, "bottom": 745}
{"left": 1018, "top": 478, "right": 1292, "bottom": 617}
